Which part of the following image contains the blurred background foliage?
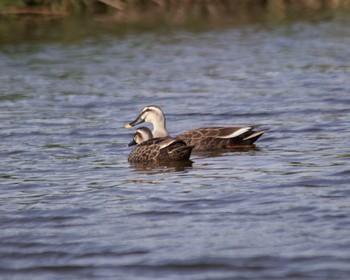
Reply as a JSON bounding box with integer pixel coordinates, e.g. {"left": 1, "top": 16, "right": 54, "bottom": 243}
{"left": 1, "top": 0, "right": 350, "bottom": 20}
{"left": 1, "top": 0, "right": 350, "bottom": 45}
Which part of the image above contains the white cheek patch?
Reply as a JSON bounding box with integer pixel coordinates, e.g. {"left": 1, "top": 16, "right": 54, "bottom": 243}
{"left": 219, "top": 127, "right": 251, "bottom": 139}
{"left": 144, "top": 111, "right": 160, "bottom": 123}
{"left": 139, "top": 132, "right": 149, "bottom": 141}
{"left": 135, "top": 135, "right": 142, "bottom": 144}
{"left": 144, "top": 114, "right": 151, "bottom": 122}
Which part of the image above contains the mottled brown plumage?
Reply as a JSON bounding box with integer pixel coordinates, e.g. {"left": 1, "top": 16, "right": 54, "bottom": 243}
{"left": 128, "top": 127, "right": 194, "bottom": 163}
{"left": 125, "top": 105, "right": 267, "bottom": 151}
{"left": 176, "top": 127, "right": 266, "bottom": 151}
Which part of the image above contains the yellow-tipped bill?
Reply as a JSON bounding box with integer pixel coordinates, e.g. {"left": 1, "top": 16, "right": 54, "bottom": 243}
{"left": 125, "top": 123, "right": 132, "bottom": 128}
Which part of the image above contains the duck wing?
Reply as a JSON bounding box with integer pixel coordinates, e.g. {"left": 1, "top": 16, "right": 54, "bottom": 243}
{"left": 177, "top": 127, "right": 266, "bottom": 151}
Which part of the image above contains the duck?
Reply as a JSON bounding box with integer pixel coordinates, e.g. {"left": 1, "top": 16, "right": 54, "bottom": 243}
{"left": 127, "top": 127, "right": 194, "bottom": 163}
{"left": 125, "top": 105, "right": 267, "bottom": 151}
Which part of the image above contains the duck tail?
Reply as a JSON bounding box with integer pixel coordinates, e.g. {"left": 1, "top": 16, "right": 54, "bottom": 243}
{"left": 242, "top": 130, "right": 267, "bottom": 144}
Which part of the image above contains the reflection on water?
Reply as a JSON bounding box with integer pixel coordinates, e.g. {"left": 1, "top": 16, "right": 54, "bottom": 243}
{"left": 129, "top": 160, "right": 194, "bottom": 174}
{"left": 194, "top": 146, "right": 262, "bottom": 158}
{"left": 1, "top": 13, "right": 350, "bottom": 280}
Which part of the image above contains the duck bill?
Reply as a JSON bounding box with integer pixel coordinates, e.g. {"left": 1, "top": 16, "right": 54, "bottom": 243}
{"left": 128, "top": 139, "right": 137, "bottom": 147}
{"left": 124, "top": 114, "right": 145, "bottom": 128}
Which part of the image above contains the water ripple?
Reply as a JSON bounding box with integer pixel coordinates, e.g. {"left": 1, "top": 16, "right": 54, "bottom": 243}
{"left": 1, "top": 16, "right": 350, "bottom": 280}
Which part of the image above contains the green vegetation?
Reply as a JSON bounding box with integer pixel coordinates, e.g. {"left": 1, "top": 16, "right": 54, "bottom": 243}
{"left": 0, "top": 0, "right": 350, "bottom": 21}
{"left": 0, "top": 0, "right": 100, "bottom": 15}
{"left": 1, "top": 0, "right": 350, "bottom": 44}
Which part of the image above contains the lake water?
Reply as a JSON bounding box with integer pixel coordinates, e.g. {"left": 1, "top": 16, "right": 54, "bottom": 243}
{"left": 1, "top": 14, "right": 350, "bottom": 279}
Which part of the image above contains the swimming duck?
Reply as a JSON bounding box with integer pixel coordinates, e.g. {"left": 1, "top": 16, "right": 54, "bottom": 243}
{"left": 125, "top": 105, "right": 267, "bottom": 151}
{"left": 127, "top": 127, "right": 194, "bottom": 163}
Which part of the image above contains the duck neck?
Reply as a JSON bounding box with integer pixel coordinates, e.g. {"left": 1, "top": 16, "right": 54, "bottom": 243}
{"left": 152, "top": 117, "right": 169, "bottom": 138}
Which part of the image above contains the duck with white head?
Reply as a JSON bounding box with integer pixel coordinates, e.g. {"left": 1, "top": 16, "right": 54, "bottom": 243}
{"left": 125, "top": 105, "right": 267, "bottom": 151}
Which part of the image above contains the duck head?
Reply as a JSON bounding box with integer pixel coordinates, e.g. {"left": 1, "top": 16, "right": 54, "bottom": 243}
{"left": 128, "top": 127, "right": 153, "bottom": 146}
{"left": 125, "top": 105, "right": 167, "bottom": 132}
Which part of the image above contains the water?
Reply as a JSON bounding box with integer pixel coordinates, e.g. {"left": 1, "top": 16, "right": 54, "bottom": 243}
{"left": 1, "top": 15, "right": 350, "bottom": 279}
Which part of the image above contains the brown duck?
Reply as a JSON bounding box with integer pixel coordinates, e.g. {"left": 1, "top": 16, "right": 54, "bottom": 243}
{"left": 125, "top": 105, "right": 267, "bottom": 151}
{"left": 127, "top": 127, "right": 194, "bottom": 163}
